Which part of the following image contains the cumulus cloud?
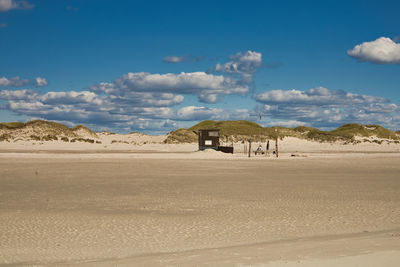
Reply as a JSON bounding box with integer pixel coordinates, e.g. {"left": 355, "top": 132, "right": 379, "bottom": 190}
{"left": 0, "top": 89, "right": 175, "bottom": 131}
{"left": 254, "top": 87, "right": 387, "bottom": 105}
{"left": 35, "top": 77, "right": 48, "bottom": 87}
{"left": 347, "top": 37, "right": 400, "bottom": 64}
{"left": 175, "top": 106, "right": 249, "bottom": 121}
{"left": 254, "top": 87, "right": 400, "bottom": 128}
{"left": 91, "top": 72, "right": 249, "bottom": 103}
{"left": 0, "top": 0, "right": 33, "bottom": 12}
{"left": 0, "top": 51, "right": 259, "bottom": 132}
{"left": 264, "top": 120, "right": 307, "bottom": 128}
{"left": 0, "top": 76, "right": 30, "bottom": 87}
{"left": 0, "top": 89, "right": 37, "bottom": 101}
{"left": 212, "top": 50, "right": 262, "bottom": 84}
{"left": 214, "top": 50, "right": 262, "bottom": 75}
{"left": 0, "top": 86, "right": 252, "bottom": 133}
{"left": 91, "top": 51, "right": 262, "bottom": 104}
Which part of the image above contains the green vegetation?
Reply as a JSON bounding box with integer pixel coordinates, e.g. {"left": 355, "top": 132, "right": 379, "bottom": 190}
{"left": 42, "top": 135, "right": 58, "bottom": 141}
{"left": 0, "top": 120, "right": 100, "bottom": 142}
{"left": 111, "top": 140, "right": 129, "bottom": 144}
{"left": 30, "top": 135, "right": 41, "bottom": 141}
{"left": 0, "top": 122, "right": 25, "bottom": 129}
{"left": 0, "top": 134, "right": 11, "bottom": 141}
{"left": 26, "top": 120, "right": 73, "bottom": 136}
{"left": 71, "top": 125, "right": 98, "bottom": 138}
{"left": 294, "top": 126, "right": 345, "bottom": 142}
{"left": 332, "top": 124, "right": 399, "bottom": 140}
{"left": 70, "top": 138, "right": 95, "bottom": 143}
{"left": 189, "top": 120, "right": 263, "bottom": 136}
{"left": 164, "top": 128, "right": 197, "bottom": 144}
{"left": 166, "top": 120, "right": 400, "bottom": 143}
{"left": 1, "top": 119, "right": 399, "bottom": 144}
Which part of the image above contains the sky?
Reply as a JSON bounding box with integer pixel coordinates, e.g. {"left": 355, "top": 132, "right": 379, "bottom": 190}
{"left": 0, "top": 0, "right": 400, "bottom": 134}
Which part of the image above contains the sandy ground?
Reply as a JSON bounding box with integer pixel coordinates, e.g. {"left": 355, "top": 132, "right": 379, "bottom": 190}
{"left": 1, "top": 134, "right": 400, "bottom": 153}
{"left": 0, "top": 152, "right": 400, "bottom": 266}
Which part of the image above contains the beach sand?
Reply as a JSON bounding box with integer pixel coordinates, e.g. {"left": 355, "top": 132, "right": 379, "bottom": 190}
{"left": 0, "top": 151, "right": 399, "bottom": 266}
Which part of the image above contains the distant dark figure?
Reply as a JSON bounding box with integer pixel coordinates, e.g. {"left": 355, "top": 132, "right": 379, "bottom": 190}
{"left": 266, "top": 140, "right": 270, "bottom": 155}
{"left": 255, "top": 144, "right": 264, "bottom": 155}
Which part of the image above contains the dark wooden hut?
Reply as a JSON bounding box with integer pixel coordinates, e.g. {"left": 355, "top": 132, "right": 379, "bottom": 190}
{"left": 198, "top": 129, "right": 234, "bottom": 153}
{"left": 198, "top": 129, "right": 220, "bottom": 150}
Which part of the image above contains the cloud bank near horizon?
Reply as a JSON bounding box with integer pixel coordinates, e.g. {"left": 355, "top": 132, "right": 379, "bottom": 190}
{"left": 1, "top": 50, "right": 399, "bottom": 133}
{"left": 254, "top": 87, "right": 400, "bottom": 129}
{"left": 1, "top": 85, "right": 398, "bottom": 133}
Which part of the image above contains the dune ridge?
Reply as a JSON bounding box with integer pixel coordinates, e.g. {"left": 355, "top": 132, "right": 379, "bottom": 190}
{"left": 1, "top": 119, "right": 400, "bottom": 145}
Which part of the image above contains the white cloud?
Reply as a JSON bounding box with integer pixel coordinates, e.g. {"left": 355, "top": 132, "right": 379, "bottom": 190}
{"left": 176, "top": 106, "right": 222, "bottom": 121}
{"left": 2, "top": 85, "right": 399, "bottom": 132}
{"left": 215, "top": 50, "right": 262, "bottom": 75}
{"left": 254, "top": 87, "right": 387, "bottom": 105}
{"left": 0, "top": 0, "right": 14, "bottom": 11}
{"left": 212, "top": 50, "right": 262, "bottom": 85}
{"left": 35, "top": 77, "right": 48, "bottom": 87}
{"left": 0, "top": 0, "right": 33, "bottom": 12}
{"left": 0, "top": 76, "right": 30, "bottom": 87}
{"left": 0, "top": 88, "right": 252, "bottom": 133}
{"left": 264, "top": 120, "right": 307, "bottom": 128}
{"left": 176, "top": 106, "right": 249, "bottom": 121}
{"left": 347, "top": 37, "right": 400, "bottom": 64}
{"left": 211, "top": 50, "right": 263, "bottom": 86}
{"left": 90, "top": 51, "right": 262, "bottom": 104}
{"left": 0, "top": 89, "right": 37, "bottom": 101}
{"left": 91, "top": 71, "right": 249, "bottom": 103}
{"left": 0, "top": 51, "right": 259, "bottom": 132}
{"left": 255, "top": 87, "right": 400, "bottom": 128}
{"left": 40, "top": 91, "right": 101, "bottom": 105}
{"left": 126, "top": 119, "right": 177, "bottom": 131}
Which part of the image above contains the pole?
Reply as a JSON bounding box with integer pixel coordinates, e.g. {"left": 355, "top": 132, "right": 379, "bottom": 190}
{"left": 248, "top": 140, "right": 251, "bottom": 158}
{"left": 274, "top": 128, "right": 279, "bottom": 158}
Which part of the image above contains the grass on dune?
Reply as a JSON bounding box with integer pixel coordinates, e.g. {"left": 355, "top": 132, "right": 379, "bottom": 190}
{"left": 167, "top": 120, "right": 400, "bottom": 143}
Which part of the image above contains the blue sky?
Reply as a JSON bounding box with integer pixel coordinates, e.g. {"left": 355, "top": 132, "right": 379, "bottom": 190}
{"left": 1, "top": 0, "right": 399, "bottom": 133}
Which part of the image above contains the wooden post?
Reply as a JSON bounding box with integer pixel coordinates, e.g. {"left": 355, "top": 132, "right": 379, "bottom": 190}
{"left": 275, "top": 137, "right": 279, "bottom": 158}
{"left": 248, "top": 140, "right": 251, "bottom": 158}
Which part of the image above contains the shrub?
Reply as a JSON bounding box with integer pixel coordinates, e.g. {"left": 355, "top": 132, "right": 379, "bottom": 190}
{"left": 0, "top": 134, "right": 11, "bottom": 142}
{"left": 30, "top": 135, "right": 41, "bottom": 141}
{"left": 42, "top": 135, "right": 58, "bottom": 141}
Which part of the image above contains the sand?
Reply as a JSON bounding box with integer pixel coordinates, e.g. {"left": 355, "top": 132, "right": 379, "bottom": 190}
{"left": 0, "top": 151, "right": 400, "bottom": 266}
{"left": 1, "top": 133, "right": 400, "bottom": 153}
